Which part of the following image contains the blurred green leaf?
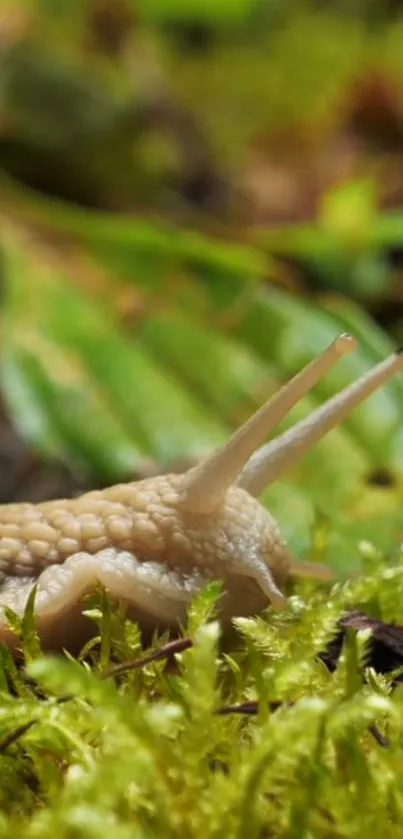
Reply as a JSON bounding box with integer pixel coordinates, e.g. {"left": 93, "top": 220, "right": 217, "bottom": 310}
{"left": 320, "top": 178, "right": 377, "bottom": 248}
{"left": 1, "top": 230, "right": 228, "bottom": 470}
{"left": 137, "top": 0, "right": 261, "bottom": 26}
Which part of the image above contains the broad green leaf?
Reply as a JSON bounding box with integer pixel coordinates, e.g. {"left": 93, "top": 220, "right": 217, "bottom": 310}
{"left": 1, "top": 229, "right": 228, "bottom": 466}
{"left": 137, "top": 309, "right": 278, "bottom": 423}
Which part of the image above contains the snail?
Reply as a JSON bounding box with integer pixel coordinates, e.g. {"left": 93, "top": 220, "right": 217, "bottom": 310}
{"left": 0, "top": 332, "right": 402, "bottom": 653}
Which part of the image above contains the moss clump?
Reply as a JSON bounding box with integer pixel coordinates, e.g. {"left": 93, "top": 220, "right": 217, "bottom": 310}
{"left": 1, "top": 562, "right": 403, "bottom": 838}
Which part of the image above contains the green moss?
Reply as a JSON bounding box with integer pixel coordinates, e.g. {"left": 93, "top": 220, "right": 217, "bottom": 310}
{"left": 1, "top": 563, "right": 403, "bottom": 837}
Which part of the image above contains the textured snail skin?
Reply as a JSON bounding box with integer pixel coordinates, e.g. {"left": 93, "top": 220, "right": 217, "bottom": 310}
{"left": 3, "top": 334, "right": 397, "bottom": 653}
{"left": 0, "top": 474, "right": 291, "bottom": 652}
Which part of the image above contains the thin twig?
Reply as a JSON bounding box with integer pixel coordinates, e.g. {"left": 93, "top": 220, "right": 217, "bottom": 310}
{"left": 0, "top": 638, "right": 193, "bottom": 751}
{"left": 368, "top": 724, "right": 390, "bottom": 748}
{"left": 217, "top": 702, "right": 390, "bottom": 748}
{"left": 101, "top": 637, "right": 193, "bottom": 679}
{"left": 0, "top": 720, "right": 36, "bottom": 751}
{"left": 217, "top": 701, "right": 259, "bottom": 716}
{"left": 0, "top": 633, "right": 392, "bottom": 751}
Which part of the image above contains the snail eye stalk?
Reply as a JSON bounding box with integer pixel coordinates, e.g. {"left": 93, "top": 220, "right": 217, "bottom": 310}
{"left": 179, "top": 334, "right": 356, "bottom": 514}
{"left": 239, "top": 348, "right": 403, "bottom": 497}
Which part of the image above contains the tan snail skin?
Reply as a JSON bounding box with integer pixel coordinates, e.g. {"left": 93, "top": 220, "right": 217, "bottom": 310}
{"left": 0, "top": 334, "right": 402, "bottom": 652}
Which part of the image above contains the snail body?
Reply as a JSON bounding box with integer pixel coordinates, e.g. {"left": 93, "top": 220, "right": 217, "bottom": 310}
{"left": 1, "top": 334, "right": 402, "bottom": 651}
